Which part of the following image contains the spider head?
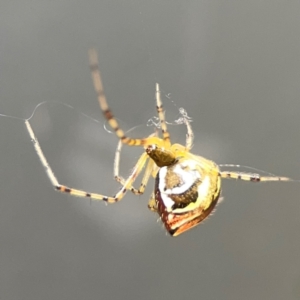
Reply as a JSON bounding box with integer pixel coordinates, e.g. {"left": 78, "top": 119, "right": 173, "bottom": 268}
{"left": 146, "top": 144, "right": 177, "bottom": 167}
{"left": 154, "top": 157, "right": 221, "bottom": 236}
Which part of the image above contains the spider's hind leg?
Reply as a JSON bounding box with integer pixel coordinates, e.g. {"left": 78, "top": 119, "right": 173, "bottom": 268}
{"left": 89, "top": 49, "right": 161, "bottom": 148}
{"left": 147, "top": 192, "right": 158, "bottom": 212}
{"left": 220, "top": 170, "right": 292, "bottom": 182}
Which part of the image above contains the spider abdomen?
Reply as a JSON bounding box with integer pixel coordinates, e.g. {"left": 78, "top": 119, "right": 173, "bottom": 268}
{"left": 154, "top": 158, "right": 221, "bottom": 236}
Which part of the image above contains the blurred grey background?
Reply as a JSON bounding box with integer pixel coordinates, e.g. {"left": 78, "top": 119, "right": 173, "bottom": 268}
{"left": 1, "top": 1, "right": 300, "bottom": 299}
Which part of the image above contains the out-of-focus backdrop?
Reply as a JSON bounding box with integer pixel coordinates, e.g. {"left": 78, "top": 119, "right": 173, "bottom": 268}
{"left": 1, "top": 1, "right": 300, "bottom": 299}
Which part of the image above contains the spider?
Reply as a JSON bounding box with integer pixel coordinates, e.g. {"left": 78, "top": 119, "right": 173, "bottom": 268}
{"left": 24, "top": 49, "right": 293, "bottom": 236}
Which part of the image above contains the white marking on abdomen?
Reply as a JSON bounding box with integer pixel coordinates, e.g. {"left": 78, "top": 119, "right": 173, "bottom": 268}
{"left": 158, "top": 164, "right": 201, "bottom": 210}
{"left": 158, "top": 167, "right": 175, "bottom": 208}
{"left": 164, "top": 164, "right": 199, "bottom": 195}
{"left": 198, "top": 176, "right": 210, "bottom": 198}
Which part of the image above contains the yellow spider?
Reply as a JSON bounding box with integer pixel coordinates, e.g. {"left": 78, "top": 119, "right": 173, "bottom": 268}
{"left": 24, "top": 49, "right": 292, "bottom": 236}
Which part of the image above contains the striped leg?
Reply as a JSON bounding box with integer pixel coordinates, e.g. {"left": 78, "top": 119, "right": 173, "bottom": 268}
{"left": 155, "top": 83, "right": 171, "bottom": 146}
{"left": 135, "top": 159, "right": 156, "bottom": 194}
{"left": 113, "top": 131, "right": 157, "bottom": 180}
{"left": 220, "top": 171, "right": 292, "bottom": 182}
{"left": 89, "top": 49, "right": 160, "bottom": 147}
{"left": 114, "top": 139, "right": 156, "bottom": 195}
{"left": 25, "top": 119, "right": 148, "bottom": 203}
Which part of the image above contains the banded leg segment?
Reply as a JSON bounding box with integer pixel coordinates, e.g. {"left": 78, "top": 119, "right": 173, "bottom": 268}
{"left": 89, "top": 49, "right": 144, "bottom": 146}
{"left": 25, "top": 119, "right": 148, "bottom": 203}
{"left": 220, "top": 171, "right": 292, "bottom": 182}
{"left": 114, "top": 139, "right": 156, "bottom": 195}
{"left": 156, "top": 83, "right": 171, "bottom": 146}
{"left": 89, "top": 49, "right": 167, "bottom": 148}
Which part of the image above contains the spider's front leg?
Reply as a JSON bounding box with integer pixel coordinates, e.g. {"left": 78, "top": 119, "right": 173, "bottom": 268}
{"left": 25, "top": 119, "right": 148, "bottom": 203}
{"left": 113, "top": 132, "right": 158, "bottom": 195}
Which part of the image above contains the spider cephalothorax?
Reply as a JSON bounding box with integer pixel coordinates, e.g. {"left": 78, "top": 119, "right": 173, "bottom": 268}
{"left": 24, "top": 49, "right": 293, "bottom": 236}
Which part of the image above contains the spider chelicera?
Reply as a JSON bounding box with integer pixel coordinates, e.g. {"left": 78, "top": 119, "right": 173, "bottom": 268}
{"left": 24, "top": 49, "right": 292, "bottom": 236}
